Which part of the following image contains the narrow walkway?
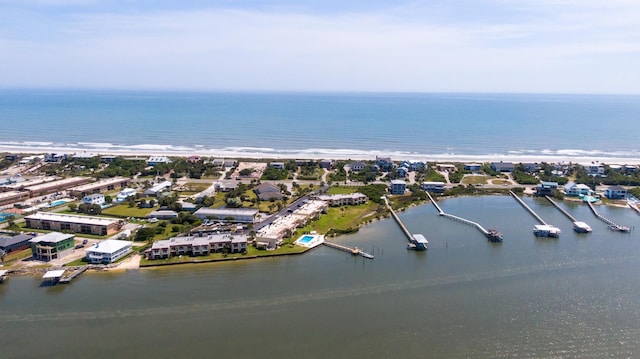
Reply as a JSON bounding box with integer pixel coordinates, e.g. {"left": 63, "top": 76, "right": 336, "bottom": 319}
{"left": 544, "top": 196, "right": 577, "bottom": 222}
{"left": 322, "top": 241, "right": 374, "bottom": 259}
{"left": 510, "top": 191, "right": 547, "bottom": 225}
{"left": 545, "top": 196, "right": 592, "bottom": 233}
{"left": 427, "top": 192, "right": 503, "bottom": 241}
{"left": 586, "top": 201, "right": 631, "bottom": 232}
{"left": 60, "top": 266, "right": 88, "bottom": 284}
{"left": 383, "top": 197, "right": 428, "bottom": 250}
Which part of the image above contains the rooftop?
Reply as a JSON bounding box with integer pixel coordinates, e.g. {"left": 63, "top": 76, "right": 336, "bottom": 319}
{"left": 29, "top": 231, "right": 75, "bottom": 244}
{"left": 26, "top": 212, "right": 117, "bottom": 226}
{"left": 86, "top": 239, "right": 132, "bottom": 254}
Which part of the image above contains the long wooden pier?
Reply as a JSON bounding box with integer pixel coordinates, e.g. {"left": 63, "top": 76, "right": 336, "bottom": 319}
{"left": 586, "top": 201, "right": 631, "bottom": 232}
{"left": 544, "top": 196, "right": 592, "bottom": 233}
{"left": 510, "top": 191, "right": 546, "bottom": 225}
{"left": 426, "top": 192, "right": 502, "bottom": 241}
{"left": 384, "top": 197, "right": 428, "bottom": 250}
{"left": 322, "top": 241, "right": 374, "bottom": 259}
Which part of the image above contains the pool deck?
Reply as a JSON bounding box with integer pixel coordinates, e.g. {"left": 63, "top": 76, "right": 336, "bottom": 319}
{"left": 294, "top": 234, "right": 325, "bottom": 249}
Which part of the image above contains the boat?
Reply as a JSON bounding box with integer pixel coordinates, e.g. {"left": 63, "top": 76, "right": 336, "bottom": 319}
{"left": 533, "top": 224, "right": 561, "bottom": 238}
{"left": 572, "top": 221, "right": 592, "bottom": 233}
{"left": 485, "top": 229, "right": 503, "bottom": 242}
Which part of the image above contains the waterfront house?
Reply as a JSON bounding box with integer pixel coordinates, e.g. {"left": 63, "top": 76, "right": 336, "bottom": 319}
{"left": 522, "top": 163, "right": 541, "bottom": 173}
{"left": 604, "top": 186, "right": 627, "bottom": 200}
{"left": 536, "top": 182, "right": 558, "bottom": 196}
{"left": 82, "top": 193, "right": 105, "bottom": 206}
{"left": 390, "top": 180, "right": 406, "bottom": 195}
{"left": 320, "top": 159, "right": 333, "bottom": 169}
{"left": 146, "top": 234, "right": 248, "bottom": 259}
{"left": 29, "top": 232, "right": 75, "bottom": 261}
{"left": 375, "top": 156, "right": 394, "bottom": 171}
{"left": 0, "top": 233, "right": 36, "bottom": 253}
{"left": 422, "top": 182, "right": 446, "bottom": 193}
{"left": 585, "top": 163, "right": 605, "bottom": 177}
{"left": 563, "top": 182, "right": 593, "bottom": 197}
{"left": 85, "top": 239, "right": 132, "bottom": 264}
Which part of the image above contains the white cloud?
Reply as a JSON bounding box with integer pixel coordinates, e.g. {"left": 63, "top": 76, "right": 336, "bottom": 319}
{"left": 1, "top": 2, "right": 639, "bottom": 93}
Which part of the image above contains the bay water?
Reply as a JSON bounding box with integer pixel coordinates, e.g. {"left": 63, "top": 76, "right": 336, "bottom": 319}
{"left": 1, "top": 196, "right": 639, "bottom": 358}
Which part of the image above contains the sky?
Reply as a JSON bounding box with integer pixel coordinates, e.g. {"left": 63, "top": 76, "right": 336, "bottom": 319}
{"left": 0, "top": 0, "right": 639, "bottom": 93}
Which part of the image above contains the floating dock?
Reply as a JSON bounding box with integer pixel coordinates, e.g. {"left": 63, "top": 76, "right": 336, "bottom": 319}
{"left": 510, "top": 191, "right": 561, "bottom": 237}
{"left": 0, "top": 269, "right": 8, "bottom": 283}
{"left": 383, "top": 197, "right": 428, "bottom": 250}
{"left": 544, "top": 196, "right": 592, "bottom": 233}
{"left": 322, "top": 241, "right": 374, "bottom": 259}
{"left": 427, "top": 192, "right": 503, "bottom": 242}
{"left": 586, "top": 201, "right": 631, "bottom": 232}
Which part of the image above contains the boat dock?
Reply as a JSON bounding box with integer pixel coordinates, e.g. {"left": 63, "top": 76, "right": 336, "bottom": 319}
{"left": 586, "top": 201, "right": 631, "bottom": 232}
{"left": 427, "top": 192, "right": 502, "bottom": 242}
{"left": 544, "top": 196, "right": 592, "bottom": 233}
{"left": 383, "top": 197, "right": 428, "bottom": 250}
{"left": 510, "top": 191, "right": 561, "bottom": 237}
{"left": 0, "top": 269, "right": 8, "bottom": 283}
{"left": 59, "top": 266, "right": 89, "bottom": 284}
{"left": 322, "top": 241, "right": 374, "bottom": 259}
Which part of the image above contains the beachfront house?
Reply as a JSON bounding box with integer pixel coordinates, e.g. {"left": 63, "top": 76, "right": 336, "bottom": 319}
{"left": 85, "top": 239, "right": 132, "bottom": 264}
{"left": 348, "top": 161, "right": 366, "bottom": 172}
{"left": 464, "top": 163, "right": 482, "bottom": 172}
{"left": 585, "top": 163, "right": 605, "bottom": 177}
{"left": 604, "top": 186, "right": 627, "bottom": 200}
{"left": 490, "top": 161, "right": 515, "bottom": 172}
{"left": 147, "top": 156, "right": 172, "bottom": 166}
{"left": 375, "top": 156, "right": 394, "bottom": 171}
{"left": 390, "top": 180, "right": 406, "bottom": 195}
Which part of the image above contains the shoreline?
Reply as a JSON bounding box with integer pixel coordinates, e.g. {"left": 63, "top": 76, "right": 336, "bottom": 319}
{"left": 3, "top": 145, "right": 640, "bottom": 165}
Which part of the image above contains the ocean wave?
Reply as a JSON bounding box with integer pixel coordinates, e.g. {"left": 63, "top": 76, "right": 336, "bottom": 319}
{"left": 1, "top": 142, "right": 640, "bottom": 164}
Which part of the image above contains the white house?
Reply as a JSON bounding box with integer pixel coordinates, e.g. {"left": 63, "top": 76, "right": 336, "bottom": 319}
{"left": 147, "top": 156, "right": 172, "bottom": 166}
{"left": 144, "top": 181, "right": 172, "bottom": 196}
{"left": 83, "top": 193, "right": 105, "bottom": 206}
{"left": 85, "top": 239, "right": 133, "bottom": 264}
{"left": 563, "top": 182, "right": 593, "bottom": 197}
{"left": 116, "top": 188, "right": 137, "bottom": 203}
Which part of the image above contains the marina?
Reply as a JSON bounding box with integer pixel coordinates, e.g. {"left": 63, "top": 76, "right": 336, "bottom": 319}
{"left": 544, "top": 195, "right": 592, "bottom": 233}
{"left": 510, "top": 191, "right": 561, "bottom": 237}
{"left": 427, "top": 192, "right": 503, "bottom": 242}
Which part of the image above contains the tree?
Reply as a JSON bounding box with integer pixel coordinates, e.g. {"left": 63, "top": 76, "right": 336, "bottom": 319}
{"left": 68, "top": 203, "right": 78, "bottom": 212}
{"left": 135, "top": 227, "right": 156, "bottom": 242}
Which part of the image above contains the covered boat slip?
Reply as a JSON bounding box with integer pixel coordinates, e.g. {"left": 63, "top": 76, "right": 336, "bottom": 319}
{"left": 41, "top": 269, "right": 65, "bottom": 285}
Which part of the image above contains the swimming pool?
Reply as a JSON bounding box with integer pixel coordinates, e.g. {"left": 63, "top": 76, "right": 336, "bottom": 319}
{"left": 49, "top": 199, "right": 70, "bottom": 207}
{"left": 0, "top": 213, "right": 12, "bottom": 222}
{"left": 298, "top": 235, "right": 314, "bottom": 244}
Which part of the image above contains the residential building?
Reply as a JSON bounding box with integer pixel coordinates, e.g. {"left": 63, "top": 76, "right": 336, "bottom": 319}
{"left": 147, "top": 156, "right": 172, "bottom": 166}
{"left": 522, "top": 163, "right": 541, "bottom": 173}
{"left": 253, "top": 182, "right": 283, "bottom": 201}
{"left": 85, "top": 239, "right": 133, "bottom": 264}
{"left": 83, "top": 193, "right": 105, "bottom": 206}
{"left": 563, "top": 182, "right": 593, "bottom": 197}
{"left": 144, "top": 181, "right": 172, "bottom": 196}
{"left": 194, "top": 208, "right": 258, "bottom": 223}
{"left": 604, "top": 186, "right": 627, "bottom": 200}
{"left": 23, "top": 177, "right": 92, "bottom": 197}
{"left": 536, "top": 182, "right": 559, "bottom": 196}
{"left": 0, "top": 233, "right": 36, "bottom": 253}
{"left": 68, "top": 177, "right": 129, "bottom": 197}
{"left": 348, "top": 161, "right": 366, "bottom": 172}
{"left": 187, "top": 155, "right": 201, "bottom": 163}
{"left": 320, "top": 159, "right": 333, "bottom": 169}
{"left": 464, "top": 163, "right": 482, "bottom": 171}
{"left": 269, "top": 162, "right": 285, "bottom": 169}
{"left": 146, "top": 210, "right": 179, "bottom": 220}
{"left": 316, "top": 193, "right": 368, "bottom": 206}
{"left": 396, "top": 167, "right": 409, "bottom": 178}
{"left": 436, "top": 164, "right": 456, "bottom": 172}
{"left": 375, "top": 156, "right": 394, "bottom": 171}
{"left": 390, "top": 180, "right": 406, "bottom": 195}
{"left": 585, "top": 163, "right": 605, "bottom": 176}
{"left": 24, "top": 212, "right": 120, "bottom": 236}
{"left": 422, "top": 182, "right": 446, "bottom": 193}
{"left": 116, "top": 188, "right": 137, "bottom": 203}
{"left": 491, "top": 161, "right": 515, "bottom": 172}
{"left": 0, "top": 191, "right": 30, "bottom": 206}
{"left": 29, "top": 232, "right": 75, "bottom": 261}
{"left": 146, "top": 234, "right": 248, "bottom": 259}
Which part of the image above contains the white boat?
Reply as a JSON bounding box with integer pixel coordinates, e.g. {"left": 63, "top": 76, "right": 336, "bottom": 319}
{"left": 572, "top": 221, "right": 592, "bottom": 233}
{"left": 533, "top": 224, "right": 561, "bottom": 238}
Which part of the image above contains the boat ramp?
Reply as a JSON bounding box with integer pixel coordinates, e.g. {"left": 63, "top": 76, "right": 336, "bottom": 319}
{"left": 383, "top": 197, "right": 428, "bottom": 250}
{"left": 586, "top": 201, "right": 631, "bottom": 232}
{"left": 544, "top": 196, "right": 592, "bottom": 233}
{"left": 426, "top": 192, "right": 503, "bottom": 242}
{"left": 510, "top": 191, "right": 561, "bottom": 237}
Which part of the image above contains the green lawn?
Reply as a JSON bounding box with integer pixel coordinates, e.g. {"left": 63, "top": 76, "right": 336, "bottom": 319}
{"left": 139, "top": 244, "right": 307, "bottom": 267}
{"left": 1, "top": 248, "right": 32, "bottom": 266}
{"left": 297, "top": 202, "right": 381, "bottom": 235}
{"left": 461, "top": 175, "right": 489, "bottom": 185}
{"left": 102, "top": 204, "right": 159, "bottom": 218}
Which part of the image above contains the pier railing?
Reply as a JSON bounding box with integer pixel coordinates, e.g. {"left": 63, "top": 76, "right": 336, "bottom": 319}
{"left": 426, "top": 191, "right": 489, "bottom": 236}
{"left": 586, "top": 201, "right": 630, "bottom": 232}
{"left": 510, "top": 191, "right": 547, "bottom": 225}
{"left": 544, "top": 196, "right": 577, "bottom": 222}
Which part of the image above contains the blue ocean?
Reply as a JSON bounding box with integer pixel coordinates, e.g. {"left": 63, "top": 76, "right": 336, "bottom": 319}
{"left": 1, "top": 90, "right": 639, "bottom": 161}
